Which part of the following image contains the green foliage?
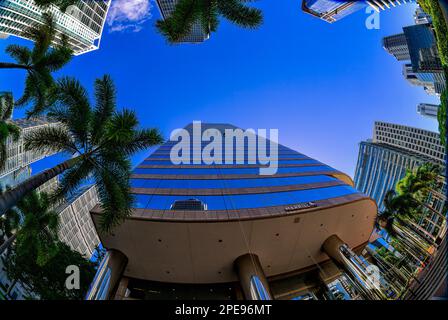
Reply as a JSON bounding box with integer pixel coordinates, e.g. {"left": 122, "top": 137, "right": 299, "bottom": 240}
{"left": 156, "top": 0, "right": 263, "bottom": 43}
{"left": 438, "top": 89, "right": 447, "bottom": 146}
{"left": 377, "top": 163, "right": 441, "bottom": 237}
{"left": 418, "top": 0, "right": 448, "bottom": 65}
{"left": 3, "top": 241, "right": 96, "bottom": 300}
{"left": 2, "top": 190, "right": 95, "bottom": 300}
{"left": 2, "top": 13, "right": 73, "bottom": 115}
{"left": 23, "top": 75, "right": 164, "bottom": 232}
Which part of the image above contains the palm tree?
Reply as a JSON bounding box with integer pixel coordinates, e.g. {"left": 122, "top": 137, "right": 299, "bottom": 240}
{"left": 396, "top": 163, "right": 445, "bottom": 221}
{"left": 13, "top": 191, "right": 60, "bottom": 266}
{"left": 156, "top": 0, "right": 263, "bottom": 43}
{"left": 376, "top": 189, "right": 435, "bottom": 265}
{"left": 0, "top": 13, "right": 73, "bottom": 116}
{"left": 0, "top": 93, "right": 20, "bottom": 171}
{"left": 0, "top": 75, "right": 163, "bottom": 233}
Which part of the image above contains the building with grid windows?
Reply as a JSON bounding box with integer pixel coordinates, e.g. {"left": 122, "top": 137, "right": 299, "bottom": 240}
{"left": 354, "top": 121, "right": 446, "bottom": 240}
{"left": 417, "top": 103, "right": 440, "bottom": 119}
{"left": 155, "top": 0, "right": 209, "bottom": 43}
{"left": 0, "top": 0, "right": 110, "bottom": 55}
{"left": 88, "top": 123, "right": 378, "bottom": 300}
{"left": 55, "top": 185, "right": 101, "bottom": 258}
{"left": 383, "top": 33, "right": 411, "bottom": 61}
{"left": 0, "top": 117, "right": 59, "bottom": 179}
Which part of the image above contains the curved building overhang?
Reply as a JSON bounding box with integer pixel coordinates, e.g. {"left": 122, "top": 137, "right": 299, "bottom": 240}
{"left": 91, "top": 194, "right": 377, "bottom": 284}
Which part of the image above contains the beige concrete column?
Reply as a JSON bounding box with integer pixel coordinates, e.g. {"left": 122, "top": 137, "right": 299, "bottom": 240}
{"left": 234, "top": 253, "right": 273, "bottom": 300}
{"left": 85, "top": 249, "right": 128, "bottom": 300}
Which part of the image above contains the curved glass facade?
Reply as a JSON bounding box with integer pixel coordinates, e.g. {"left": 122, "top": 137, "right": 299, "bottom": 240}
{"left": 130, "top": 123, "right": 362, "bottom": 212}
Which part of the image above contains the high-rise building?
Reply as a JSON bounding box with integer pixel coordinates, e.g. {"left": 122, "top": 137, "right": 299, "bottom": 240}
{"left": 155, "top": 0, "right": 209, "bottom": 43}
{"left": 87, "top": 123, "right": 379, "bottom": 300}
{"left": 301, "top": 0, "right": 416, "bottom": 23}
{"left": 384, "top": 23, "right": 446, "bottom": 96}
{"left": 373, "top": 121, "right": 445, "bottom": 164}
{"left": 0, "top": 118, "right": 59, "bottom": 179}
{"left": 0, "top": 0, "right": 111, "bottom": 55}
{"left": 417, "top": 103, "right": 440, "bottom": 119}
{"left": 301, "top": 0, "right": 367, "bottom": 23}
{"left": 55, "top": 185, "right": 101, "bottom": 258}
{"left": 354, "top": 122, "right": 446, "bottom": 239}
{"left": 414, "top": 6, "right": 432, "bottom": 25}
{"left": 383, "top": 33, "right": 411, "bottom": 61}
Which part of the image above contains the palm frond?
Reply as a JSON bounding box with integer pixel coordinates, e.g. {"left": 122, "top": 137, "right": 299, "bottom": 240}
{"left": 217, "top": 0, "right": 262, "bottom": 28}
{"left": 51, "top": 159, "right": 94, "bottom": 201}
{"left": 5, "top": 45, "right": 31, "bottom": 66}
{"left": 23, "top": 125, "right": 77, "bottom": 155}
{"left": 0, "top": 92, "right": 15, "bottom": 121}
{"left": 53, "top": 77, "right": 92, "bottom": 145}
{"left": 91, "top": 74, "right": 116, "bottom": 143}
{"left": 156, "top": 0, "right": 201, "bottom": 43}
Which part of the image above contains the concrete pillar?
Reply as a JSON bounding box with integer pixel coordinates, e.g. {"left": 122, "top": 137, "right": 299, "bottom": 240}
{"left": 322, "top": 235, "right": 387, "bottom": 300}
{"left": 85, "top": 249, "right": 128, "bottom": 300}
{"left": 234, "top": 253, "right": 273, "bottom": 300}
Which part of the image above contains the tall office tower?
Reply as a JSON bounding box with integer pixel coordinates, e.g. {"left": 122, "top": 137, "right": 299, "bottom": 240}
{"left": 403, "top": 24, "right": 446, "bottom": 95}
{"left": 301, "top": 0, "right": 367, "bottom": 23}
{"left": 417, "top": 103, "right": 440, "bottom": 119}
{"left": 56, "top": 185, "right": 101, "bottom": 258}
{"left": 301, "top": 0, "right": 416, "bottom": 23}
{"left": 403, "top": 64, "right": 438, "bottom": 95}
{"left": 383, "top": 33, "right": 411, "bottom": 61}
{"left": 414, "top": 6, "right": 432, "bottom": 25}
{"left": 0, "top": 118, "right": 58, "bottom": 179}
{"left": 0, "top": 0, "right": 111, "bottom": 55}
{"left": 155, "top": 0, "right": 209, "bottom": 43}
{"left": 385, "top": 24, "right": 447, "bottom": 96}
{"left": 87, "top": 123, "right": 380, "bottom": 300}
{"left": 354, "top": 122, "right": 446, "bottom": 239}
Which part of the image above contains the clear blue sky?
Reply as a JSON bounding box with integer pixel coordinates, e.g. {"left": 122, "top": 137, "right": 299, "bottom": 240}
{"left": 0, "top": 1, "right": 440, "bottom": 179}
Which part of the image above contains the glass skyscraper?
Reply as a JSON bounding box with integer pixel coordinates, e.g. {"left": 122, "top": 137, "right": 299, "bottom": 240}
{"left": 354, "top": 122, "right": 446, "bottom": 239}
{"left": 89, "top": 123, "right": 377, "bottom": 300}
{"left": 383, "top": 22, "right": 446, "bottom": 96}
{"left": 0, "top": 0, "right": 110, "bottom": 55}
{"left": 301, "top": 0, "right": 416, "bottom": 23}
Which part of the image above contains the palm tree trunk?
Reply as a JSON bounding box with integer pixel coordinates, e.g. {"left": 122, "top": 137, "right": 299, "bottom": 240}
{"left": 0, "top": 233, "right": 16, "bottom": 255}
{"left": 0, "top": 63, "right": 29, "bottom": 70}
{"left": 0, "top": 156, "right": 81, "bottom": 214}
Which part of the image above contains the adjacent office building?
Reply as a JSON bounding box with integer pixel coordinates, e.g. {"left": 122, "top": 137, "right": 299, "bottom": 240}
{"left": 301, "top": 0, "right": 416, "bottom": 23}
{"left": 383, "top": 22, "right": 446, "bottom": 96}
{"left": 155, "top": 0, "right": 209, "bottom": 43}
{"left": 417, "top": 103, "right": 440, "bottom": 119}
{"left": 55, "top": 185, "right": 101, "bottom": 258}
{"left": 383, "top": 33, "right": 411, "bottom": 61}
{"left": 354, "top": 121, "right": 446, "bottom": 239}
{"left": 88, "top": 123, "right": 380, "bottom": 300}
{"left": 0, "top": 117, "right": 59, "bottom": 179}
{"left": 0, "top": 0, "right": 111, "bottom": 55}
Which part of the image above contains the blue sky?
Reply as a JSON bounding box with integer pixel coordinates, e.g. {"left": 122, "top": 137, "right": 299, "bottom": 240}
{"left": 0, "top": 0, "right": 440, "bottom": 178}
